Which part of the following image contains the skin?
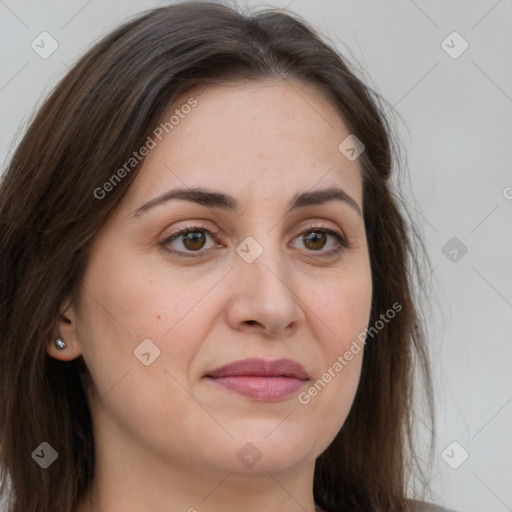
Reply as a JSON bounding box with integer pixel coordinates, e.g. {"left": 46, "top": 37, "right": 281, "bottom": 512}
{"left": 48, "top": 79, "right": 373, "bottom": 512}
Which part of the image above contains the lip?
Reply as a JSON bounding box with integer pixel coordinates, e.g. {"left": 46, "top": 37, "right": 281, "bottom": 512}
{"left": 205, "top": 358, "right": 309, "bottom": 401}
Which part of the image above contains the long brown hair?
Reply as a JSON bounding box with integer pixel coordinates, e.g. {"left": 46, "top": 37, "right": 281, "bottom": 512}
{"left": 0, "top": 2, "right": 434, "bottom": 511}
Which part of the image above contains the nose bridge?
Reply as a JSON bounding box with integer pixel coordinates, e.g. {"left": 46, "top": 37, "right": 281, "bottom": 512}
{"left": 236, "top": 229, "right": 289, "bottom": 290}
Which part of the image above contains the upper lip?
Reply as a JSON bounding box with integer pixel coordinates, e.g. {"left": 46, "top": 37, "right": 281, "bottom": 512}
{"left": 205, "top": 358, "right": 309, "bottom": 380}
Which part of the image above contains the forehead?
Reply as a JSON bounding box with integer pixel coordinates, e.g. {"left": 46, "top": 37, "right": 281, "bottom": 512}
{"left": 121, "top": 79, "right": 363, "bottom": 212}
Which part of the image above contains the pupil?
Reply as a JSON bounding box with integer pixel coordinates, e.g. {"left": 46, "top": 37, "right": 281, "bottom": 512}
{"left": 185, "top": 231, "right": 205, "bottom": 250}
{"left": 306, "top": 231, "right": 325, "bottom": 250}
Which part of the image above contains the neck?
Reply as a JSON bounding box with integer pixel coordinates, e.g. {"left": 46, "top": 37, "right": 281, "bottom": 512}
{"left": 76, "top": 419, "right": 320, "bottom": 512}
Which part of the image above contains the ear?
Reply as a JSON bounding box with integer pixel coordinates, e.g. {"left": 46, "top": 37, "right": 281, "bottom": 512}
{"left": 46, "top": 300, "right": 83, "bottom": 361}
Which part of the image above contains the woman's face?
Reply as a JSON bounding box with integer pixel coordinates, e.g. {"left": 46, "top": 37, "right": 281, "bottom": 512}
{"left": 58, "top": 79, "right": 372, "bottom": 477}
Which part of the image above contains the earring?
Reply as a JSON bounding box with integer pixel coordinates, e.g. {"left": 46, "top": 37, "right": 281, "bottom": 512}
{"left": 55, "top": 336, "right": 66, "bottom": 350}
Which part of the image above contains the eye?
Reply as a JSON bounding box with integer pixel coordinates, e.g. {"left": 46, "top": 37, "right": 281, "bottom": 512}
{"left": 161, "top": 223, "right": 351, "bottom": 258}
{"left": 161, "top": 224, "right": 222, "bottom": 256}
{"left": 290, "top": 224, "right": 350, "bottom": 257}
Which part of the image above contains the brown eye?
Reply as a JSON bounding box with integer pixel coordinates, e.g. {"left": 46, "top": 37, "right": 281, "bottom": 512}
{"left": 303, "top": 231, "right": 327, "bottom": 250}
{"left": 162, "top": 225, "right": 221, "bottom": 256}
{"left": 290, "top": 226, "right": 349, "bottom": 257}
{"left": 182, "top": 230, "right": 206, "bottom": 251}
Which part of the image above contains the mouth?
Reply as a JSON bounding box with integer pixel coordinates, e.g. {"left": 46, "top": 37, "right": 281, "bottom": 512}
{"left": 204, "top": 358, "right": 309, "bottom": 402}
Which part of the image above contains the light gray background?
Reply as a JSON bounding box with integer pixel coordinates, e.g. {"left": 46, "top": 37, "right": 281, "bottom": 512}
{"left": 1, "top": 1, "right": 511, "bottom": 511}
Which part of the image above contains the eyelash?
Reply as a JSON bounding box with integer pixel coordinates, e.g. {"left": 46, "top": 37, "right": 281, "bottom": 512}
{"left": 161, "top": 222, "right": 352, "bottom": 259}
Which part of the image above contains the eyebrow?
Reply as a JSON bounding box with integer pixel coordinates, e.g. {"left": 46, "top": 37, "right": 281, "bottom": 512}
{"left": 131, "top": 185, "right": 362, "bottom": 217}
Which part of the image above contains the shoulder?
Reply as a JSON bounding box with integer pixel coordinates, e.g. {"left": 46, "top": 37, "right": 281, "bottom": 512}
{"left": 407, "top": 499, "right": 460, "bottom": 512}
{"left": 316, "top": 499, "right": 460, "bottom": 512}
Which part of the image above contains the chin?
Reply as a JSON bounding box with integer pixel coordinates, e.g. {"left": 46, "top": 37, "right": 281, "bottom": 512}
{"left": 198, "top": 431, "right": 319, "bottom": 476}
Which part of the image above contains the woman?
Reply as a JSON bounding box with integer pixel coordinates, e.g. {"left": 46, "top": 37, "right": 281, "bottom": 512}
{"left": 0, "top": 2, "right": 455, "bottom": 511}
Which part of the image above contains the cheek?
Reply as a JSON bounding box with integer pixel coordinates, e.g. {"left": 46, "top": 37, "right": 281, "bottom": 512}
{"left": 73, "top": 245, "right": 225, "bottom": 397}
{"left": 73, "top": 259, "right": 214, "bottom": 448}
{"left": 297, "top": 256, "right": 372, "bottom": 439}
{"left": 308, "top": 257, "right": 372, "bottom": 356}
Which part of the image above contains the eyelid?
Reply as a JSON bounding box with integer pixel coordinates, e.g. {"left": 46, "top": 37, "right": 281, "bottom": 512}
{"left": 295, "top": 221, "right": 349, "bottom": 245}
{"left": 161, "top": 222, "right": 223, "bottom": 247}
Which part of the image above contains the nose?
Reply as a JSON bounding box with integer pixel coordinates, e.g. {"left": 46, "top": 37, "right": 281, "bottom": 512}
{"left": 225, "top": 241, "right": 306, "bottom": 338}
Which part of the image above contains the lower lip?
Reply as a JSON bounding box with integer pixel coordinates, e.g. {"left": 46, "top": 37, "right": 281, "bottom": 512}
{"left": 206, "top": 376, "right": 308, "bottom": 401}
